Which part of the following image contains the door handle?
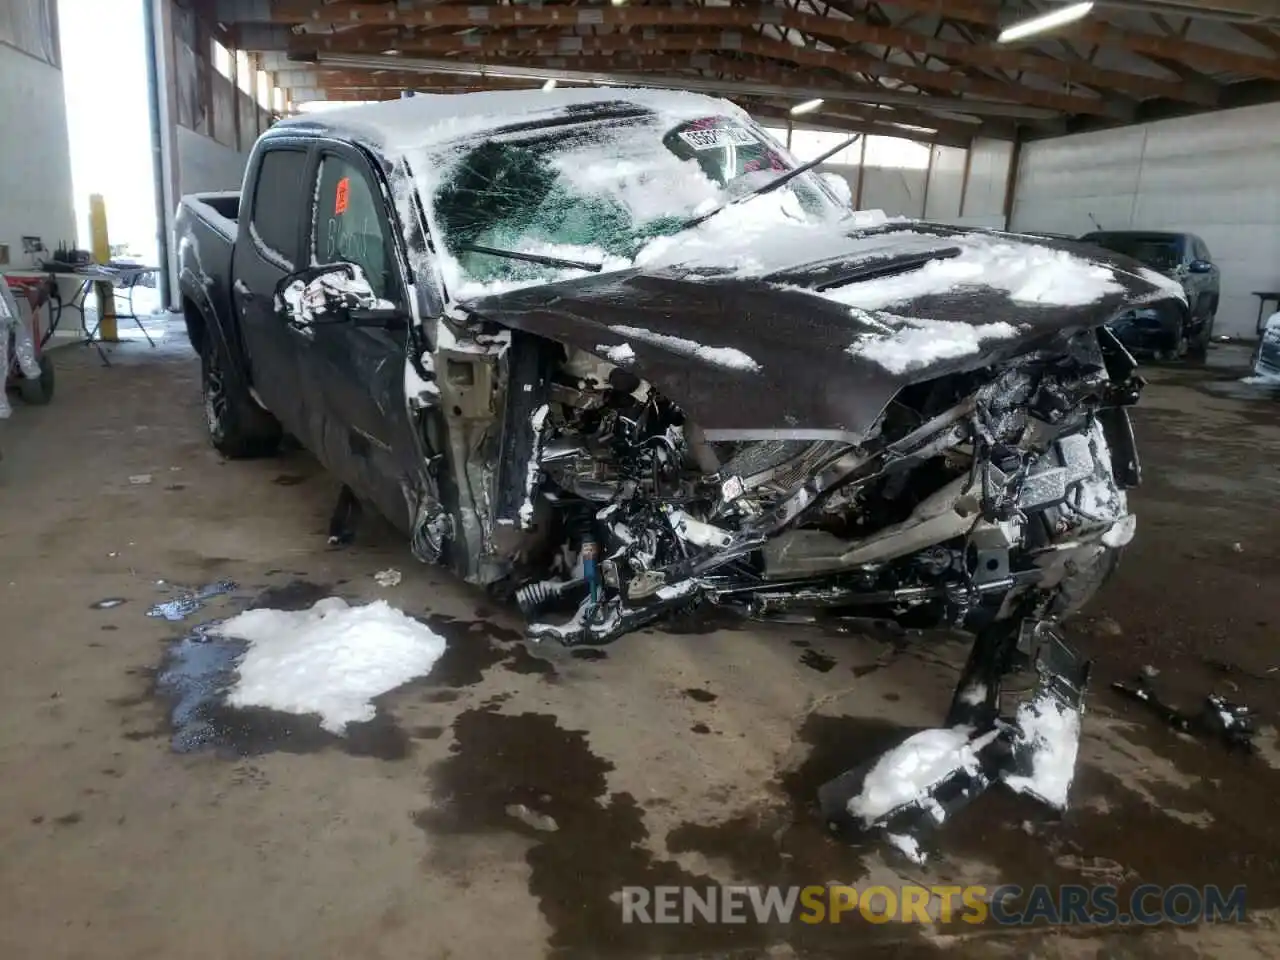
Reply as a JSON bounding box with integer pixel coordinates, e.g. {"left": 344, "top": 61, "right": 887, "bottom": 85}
{"left": 233, "top": 279, "right": 257, "bottom": 301}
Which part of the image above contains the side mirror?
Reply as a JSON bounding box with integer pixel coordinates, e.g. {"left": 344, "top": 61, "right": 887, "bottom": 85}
{"left": 821, "top": 171, "right": 854, "bottom": 207}
{"left": 273, "top": 262, "right": 407, "bottom": 330}
{"left": 1189, "top": 259, "right": 1213, "bottom": 274}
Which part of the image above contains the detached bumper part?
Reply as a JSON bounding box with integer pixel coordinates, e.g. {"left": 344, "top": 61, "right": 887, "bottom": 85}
{"left": 818, "top": 619, "right": 1089, "bottom": 860}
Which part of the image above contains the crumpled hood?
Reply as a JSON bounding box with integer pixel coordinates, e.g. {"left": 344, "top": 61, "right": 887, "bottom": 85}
{"left": 459, "top": 223, "right": 1182, "bottom": 442}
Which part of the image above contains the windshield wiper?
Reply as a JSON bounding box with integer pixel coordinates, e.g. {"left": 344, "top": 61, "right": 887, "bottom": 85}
{"left": 678, "top": 133, "right": 862, "bottom": 232}
{"left": 455, "top": 242, "right": 603, "bottom": 273}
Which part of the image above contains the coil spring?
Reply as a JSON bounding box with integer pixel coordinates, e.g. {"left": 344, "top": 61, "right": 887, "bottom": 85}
{"left": 516, "top": 578, "right": 583, "bottom": 617}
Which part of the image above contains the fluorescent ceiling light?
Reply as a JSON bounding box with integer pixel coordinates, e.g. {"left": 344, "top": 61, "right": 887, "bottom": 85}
{"left": 542, "top": 78, "right": 557, "bottom": 90}
{"left": 790, "top": 98, "right": 824, "bottom": 116}
{"left": 998, "top": 2, "right": 1094, "bottom": 43}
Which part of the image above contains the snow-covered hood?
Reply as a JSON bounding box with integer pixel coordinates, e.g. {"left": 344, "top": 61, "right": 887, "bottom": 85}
{"left": 460, "top": 223, "right": 1183, "bottom": 442}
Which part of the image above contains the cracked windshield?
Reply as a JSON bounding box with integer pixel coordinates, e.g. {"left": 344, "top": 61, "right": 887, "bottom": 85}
{"left": 428, "top": 112, "right": 846, "bottom": 287}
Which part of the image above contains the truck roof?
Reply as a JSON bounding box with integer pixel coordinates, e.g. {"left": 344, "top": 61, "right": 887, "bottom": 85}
{"left": 271, "top": 87, "right": 747, "bottom": 154}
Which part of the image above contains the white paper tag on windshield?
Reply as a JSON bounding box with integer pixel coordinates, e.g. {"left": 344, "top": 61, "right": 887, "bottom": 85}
{"left": 678, "top": 127, "right": 757, "bottom": 151}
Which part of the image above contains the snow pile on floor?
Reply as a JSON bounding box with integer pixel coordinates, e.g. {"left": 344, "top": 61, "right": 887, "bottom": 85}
{"left": 610, "top": 324, "right": 761, "bottom": 372}
{"left": 884, "top": 832, "right": 925, "bottom": 865}
{"left": 826, "top": 238, "right": 1124, "bottom": 312}
{"left": 212, "top": 598, "right": 447, "bottom": 733}
{"left": 847, "top": 315, "right": 1020, "bottom": 374}
{"left": 1003, "top": 696, "right": 1082, "bottom": 809}
{"left": 848, "top": 726, "right": 998, "bottom": 825}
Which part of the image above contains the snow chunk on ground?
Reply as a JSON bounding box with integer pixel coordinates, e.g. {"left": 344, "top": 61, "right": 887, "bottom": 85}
{"left": 885, "top": 832, "right": 925, "bottom": 864}
{"left": 213, "top": 598, "right": 446, "bottom": 734}
{"left": 848, "top": 726, "right": 997, "bottom": 825}
{"left": 610, "top": 325, "right": 760, "bottom": 372}
{"left": 826, "top": 237, "right": 1124, "bottom": 312}
{"left": 597, "top": 343, "right": 636, "bottom": 365}
{"left": 847, "top": 315, "right": 1020, "bottom": 374}
{"left": 1004, "top": 697, "right": 1082, "bottom": 809}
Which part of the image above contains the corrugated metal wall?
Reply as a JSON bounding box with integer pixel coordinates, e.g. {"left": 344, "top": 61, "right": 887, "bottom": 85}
{"left": 923, "top": 139, "right": 1012, "bottom": 229}
{"left": 1011, "top": 101, "right": 1280, "bottom": 339}
{"left": 801, "top": 133, "right": 1013, "bottom": 227}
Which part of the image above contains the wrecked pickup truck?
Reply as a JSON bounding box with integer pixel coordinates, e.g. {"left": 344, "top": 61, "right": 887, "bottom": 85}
{"left": 176, "top": 89, "right": 1185, "bottom": 849}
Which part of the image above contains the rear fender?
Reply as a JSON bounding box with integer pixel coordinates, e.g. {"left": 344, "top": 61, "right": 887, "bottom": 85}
{"left": 180, "top": 280, "right": 254, "bottom": 399}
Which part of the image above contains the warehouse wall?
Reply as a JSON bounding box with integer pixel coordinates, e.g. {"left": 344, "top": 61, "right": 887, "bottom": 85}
{"left": 959, "top": 138, "right": 1015, "bottom": 228}
{"left": 1011, "top": 102, "right": 1280, "bottom": 339}
{"left": 0, "top": 39, "right": 76, "bottom": 267}
{"left": 175, "top": 116, "right": 249, "bottom": 193}
{"left": 861, "top": 165, "right": 928, "bottom": 218}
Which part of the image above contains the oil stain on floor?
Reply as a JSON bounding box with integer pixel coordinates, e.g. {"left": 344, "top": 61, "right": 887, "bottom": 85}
{"left": 418, "top": 708, "right": 949, "bottom": 958}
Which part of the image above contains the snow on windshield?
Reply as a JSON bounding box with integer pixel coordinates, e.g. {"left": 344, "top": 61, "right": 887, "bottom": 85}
{"left": 417, "top": 112, "right": 844, "bottom": 298}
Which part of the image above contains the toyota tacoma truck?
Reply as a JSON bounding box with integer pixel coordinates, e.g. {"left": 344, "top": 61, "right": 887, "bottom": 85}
{"left": 175, "top": 88, "right": 1186, "bottom": 851}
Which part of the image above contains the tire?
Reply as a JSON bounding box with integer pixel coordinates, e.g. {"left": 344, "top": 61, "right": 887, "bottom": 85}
{"left": 17, "top": 354, "right": 54, "bottom": 405}
{"left": 1187, "top": 298, "right": 1215, "bottom": 362}
{"left": 201, "top": 334, "right": 281, "bottom": 458}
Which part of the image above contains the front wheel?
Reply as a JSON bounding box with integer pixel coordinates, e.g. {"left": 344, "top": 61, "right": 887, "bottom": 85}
{"left": 1187, "top": 312, "right": 1215, "bottom": 361}
{"left": 201, "top": 335, "right": 281, "bottom": 458}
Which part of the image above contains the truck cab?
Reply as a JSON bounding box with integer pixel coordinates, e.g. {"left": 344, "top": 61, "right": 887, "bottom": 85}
{"left": 176, "top": 126, "right": 434, "bottom": 536}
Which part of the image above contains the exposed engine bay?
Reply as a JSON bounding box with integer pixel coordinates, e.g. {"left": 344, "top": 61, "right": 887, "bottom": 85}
{"left": 424, "top": 321, "right": 1142, "bottom": 648}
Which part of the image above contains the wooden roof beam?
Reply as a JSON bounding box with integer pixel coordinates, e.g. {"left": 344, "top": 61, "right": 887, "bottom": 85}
{"left": 273, "top": 29, "right": 1115, "bottom": 116}
{"left": 739, "top": 100, "right": 971, "bottom": 146}
{"left": 224, "top": 0, "right": 1207, "bottom": 98}
{"left": 489, "top": 51, "right": 1005, "bottom": 138}
{"left": 308, "top": 50, "right": 1058, "bottom": 119}
{"left": 875, "top": 0, "right": 1280, "bottom": 77}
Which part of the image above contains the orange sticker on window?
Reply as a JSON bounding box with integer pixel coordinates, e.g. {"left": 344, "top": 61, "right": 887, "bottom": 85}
{"left": 334, "top": 176, "right": 350, "bottom": 215}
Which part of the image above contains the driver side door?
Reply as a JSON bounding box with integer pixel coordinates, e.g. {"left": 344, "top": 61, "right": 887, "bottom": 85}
{"left": 293, "top": 144, "right": 419, "bottom": 532}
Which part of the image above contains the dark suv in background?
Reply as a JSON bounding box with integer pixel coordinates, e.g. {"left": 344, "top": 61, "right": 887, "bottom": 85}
{"left": 1079, "top": 231, "right": 1220, "bottom": 359}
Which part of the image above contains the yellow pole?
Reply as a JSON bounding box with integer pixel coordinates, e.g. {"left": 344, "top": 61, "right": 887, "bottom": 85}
{"left": 89, "top": 194, "right": 117, "bottom": 342}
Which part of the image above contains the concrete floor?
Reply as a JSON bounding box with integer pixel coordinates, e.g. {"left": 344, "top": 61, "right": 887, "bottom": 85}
{"left": 2, "top": 325, "right": 1279, "bottom": 959}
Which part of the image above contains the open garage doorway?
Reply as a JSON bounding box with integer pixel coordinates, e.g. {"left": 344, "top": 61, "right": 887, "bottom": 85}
{"left": 59, "top": 0, "right": 159, "bottom": 274}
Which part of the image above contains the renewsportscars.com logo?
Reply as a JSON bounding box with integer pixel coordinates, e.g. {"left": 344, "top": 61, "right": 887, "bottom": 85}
{"left": 619, "top": 884, "right": 1247, "bottom": 926}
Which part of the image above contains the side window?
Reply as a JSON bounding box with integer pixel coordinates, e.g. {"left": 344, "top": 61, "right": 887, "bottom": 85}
{"left": 312, "top": 155, "right": 396, "bottom": 300}
{"left": 1195, "top": 237, "right": 1212, "bottom": 261}
{"left": 251, "top": 148, "right": 307, "bottom": 265}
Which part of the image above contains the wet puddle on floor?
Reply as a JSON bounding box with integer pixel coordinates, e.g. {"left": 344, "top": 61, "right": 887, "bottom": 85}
{"left": 146, "top": 579, "right": 238, "bottom": 622}
{"left": 800, "top": 649, "right": 838, "bottom": 673}
{"left": 140, "top": 582, "right": 555, "bottom": 760}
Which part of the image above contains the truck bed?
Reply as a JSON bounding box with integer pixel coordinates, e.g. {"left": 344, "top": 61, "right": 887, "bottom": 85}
{"left": 175, "top": 191, "right": 242, "bottom": 356}
{"left": 181, "top": 191, "right": 240, "bottom": 241}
